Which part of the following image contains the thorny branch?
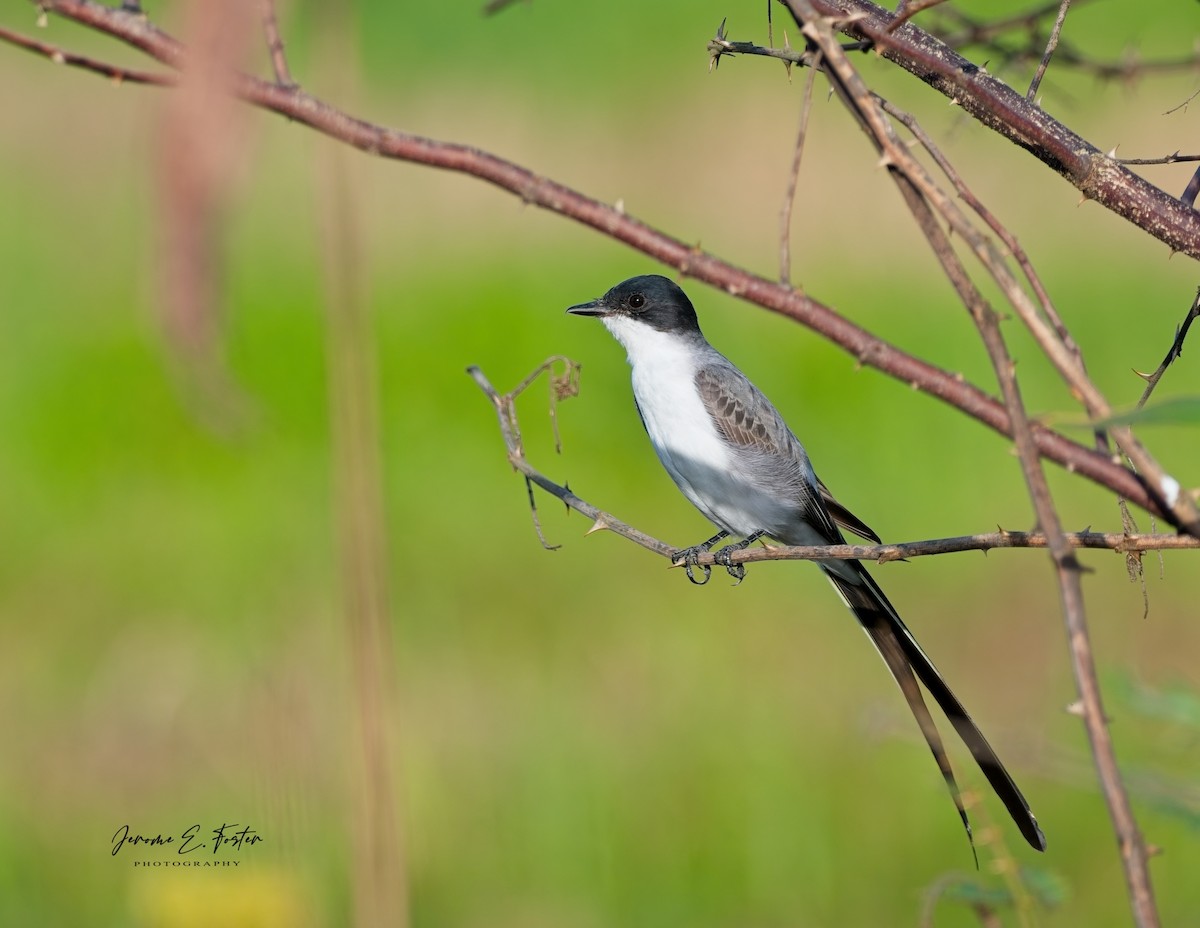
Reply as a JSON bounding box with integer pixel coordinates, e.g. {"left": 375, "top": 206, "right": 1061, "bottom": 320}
{"left": 782, "top": 2, "right": 1163, "bottom": 925}
{"left": 780, "top": 2, "right": 1200, "bottom": 536}
{"left": 790, "top": 0, "right": 1200, "bottom": 262}
{"left": 1135, "top": 289, "right": 1200, "bottom": 408}
{"left": 4, "top": 0, "right": 1182, "bottom": 527}
{"left": 468, "top": 362, "right": 1199, "bottom": 567}
{"left": 1116, "top": 153, "right": 1200, "bottom": 167}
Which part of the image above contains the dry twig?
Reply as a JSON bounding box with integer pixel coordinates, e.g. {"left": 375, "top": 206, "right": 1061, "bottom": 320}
{"left": 1025, "top": 0, "right": 1072, "bottom": 100}
{"left": 783, "top": 3, "right": 1162, "bottom": 924}
{"left": 258, "top": 0, "right": 293, "bottom": 87}
{"left": 469, "top": 363, "right": 1197, "bottom": 567}
{"left": 779, "top": 62, "right": 818, "bottom": 284}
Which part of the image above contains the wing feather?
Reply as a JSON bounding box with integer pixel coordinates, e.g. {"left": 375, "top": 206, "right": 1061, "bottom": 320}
{"left": 694, "top": 363, "right": 879, "bottom": 545}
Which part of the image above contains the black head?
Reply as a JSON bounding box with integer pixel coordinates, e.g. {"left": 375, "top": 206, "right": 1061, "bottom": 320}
{"left": 566, "top": 275, "right": 702, "bottom": 335}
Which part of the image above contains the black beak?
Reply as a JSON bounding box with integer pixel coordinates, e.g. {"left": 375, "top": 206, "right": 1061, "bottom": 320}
{"left": 566, "top": 298, "right": 609, "bottom": 317}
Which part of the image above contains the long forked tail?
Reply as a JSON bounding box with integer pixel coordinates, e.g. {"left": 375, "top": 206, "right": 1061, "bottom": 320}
{"left": 822, "top": 560, "right": 1047, "bottom": 855}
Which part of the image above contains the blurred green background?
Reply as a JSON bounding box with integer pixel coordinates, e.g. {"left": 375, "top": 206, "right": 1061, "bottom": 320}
{"left": 2, "top": 1, "right": 1198, "bottom": 925}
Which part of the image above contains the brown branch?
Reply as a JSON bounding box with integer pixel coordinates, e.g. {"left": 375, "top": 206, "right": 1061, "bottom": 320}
{"left": 787, "top": 0, "right": 1200, "bottom": 261}
{"left": 874, "top": 97, "right": 1081, "bottom": 362}
{"left": 710, "top": 18, "right": 1200, "bottom": 537}
{"left": 6, "top": 0, "right": 1173, "bottom": 527}
{"left": 778, "top": 62, "right": 818, "bottom": 285}
{"left": 1165, "top": 89, "right": 1200, "bottom": 116}
{"left": 975, "top": 286, "right": 1162, "bottom": 928}
{"left": 1183, "top": 167, "right": 1200, "bottom": 210}
{"left": 1135, "top": 289, "right": 1200, "bottom": 410}
{"left": 789, "top": 4, "right": 1160, "bottom": 923}
{"left": 875, "top": 93, "right": 1113, "bottom": 469}
{"left": 0, "top": 23, "right": 172, "bottom": 84}
{"left": 732, "top": 530, "right": 1200, "bottom": 564}
{"left": 469, "top": 362, "right": 1198, "bottom": 565}
{"left": 1116, "top": 153, "right": 1200, "bottom": 166}
{"left": 1025, "top": 0, "right": 1071, "bottom": 100}
{"left": 467, "top": 364, "right": 675, "bottom": 560}
{"left": 1115, "top": 288, "right": 1200, "bottom": 601}
{"left": 708, "top": 19, "right": 822, "bottom": 71}
{"left": 258, "top": 0, "right": 294, "bottom": 87}
{"left": 887, "top": 0, "right": 951, "bottom": 35}
{"left": 779, "top": 2, "right": 1200, "bottom": 535}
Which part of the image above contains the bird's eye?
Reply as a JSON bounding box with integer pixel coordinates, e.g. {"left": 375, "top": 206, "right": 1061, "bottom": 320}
{"left": 628, "top": 293, "right": 645, "bottom": 310}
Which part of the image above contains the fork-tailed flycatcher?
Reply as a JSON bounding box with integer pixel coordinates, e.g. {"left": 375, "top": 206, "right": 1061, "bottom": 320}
{"left": 567, "top": 274, "right": 1046, "bottom": 855}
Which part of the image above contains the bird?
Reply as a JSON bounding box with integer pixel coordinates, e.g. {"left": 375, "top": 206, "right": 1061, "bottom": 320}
{"left": 567, "top": 273, "right": 1046, "bottom": 856}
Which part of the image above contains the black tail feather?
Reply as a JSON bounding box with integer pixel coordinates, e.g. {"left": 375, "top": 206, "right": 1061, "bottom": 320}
{"left": 823, "top": 561, "right": 1047, "bottom": 854}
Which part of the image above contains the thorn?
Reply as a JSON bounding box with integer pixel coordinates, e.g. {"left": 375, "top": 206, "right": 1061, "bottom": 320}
{"left": 1132, "top": 368, "right": 1154, "bottom": 381}
{"left": 1066, "top": 700, "right": 1086, "bottom": 717}
{"left": 585, "top": 517, "right": 610, "bottom": 536}
{"left": 1105, "top": 144, "right": 1119, "bottom": 158}
{"left": 875, "top": 151, "right": 895, "bottom": 169}
{"left": 948, "top": 98, "right": 961, "bottom": 108}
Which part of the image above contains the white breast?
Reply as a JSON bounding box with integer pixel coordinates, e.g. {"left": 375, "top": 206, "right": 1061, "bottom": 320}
{"left": 603, "top": 315, "right": 762, "bottom": 535}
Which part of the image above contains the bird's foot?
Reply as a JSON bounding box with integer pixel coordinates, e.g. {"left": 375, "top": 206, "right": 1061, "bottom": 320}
{"left": 672, "top": 530, "right": 730, "bottom": 585}
{"left": 713, "top": 531, "right": 767, "bottom": 585}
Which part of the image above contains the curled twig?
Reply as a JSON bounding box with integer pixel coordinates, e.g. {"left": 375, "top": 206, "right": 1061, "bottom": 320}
{"left": 470, "top": 364, "right": 1199, "bottom": 566}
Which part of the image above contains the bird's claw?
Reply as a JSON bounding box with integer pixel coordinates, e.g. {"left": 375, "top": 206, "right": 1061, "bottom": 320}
{"left": 673, "top": 537, "right": 752, "bottom": 585}
{"left": 673, "top": 545, "right": 714, "bottom": 585}
{"left": 672, "top": 530, "right": 730, "bottom": 585}
{"left": 714, "top": 544, "right": 747, "bottom": 584}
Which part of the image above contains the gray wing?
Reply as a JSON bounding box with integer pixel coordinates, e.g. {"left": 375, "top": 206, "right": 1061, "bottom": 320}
{"left": 694, "top": 361, "right": 880, "bottom": 545}
{"left": 816, "top": 476, "right": 881, "bottom": 545}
